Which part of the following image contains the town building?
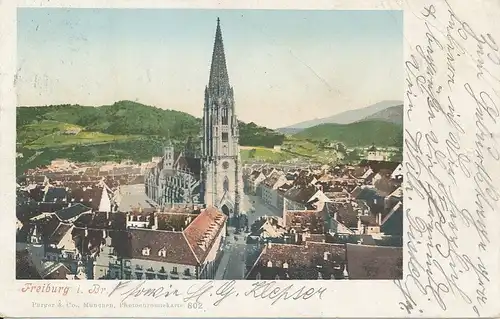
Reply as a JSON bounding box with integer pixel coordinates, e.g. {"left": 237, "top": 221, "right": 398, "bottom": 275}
{"left": 92, "top": 206, "right": 227, "bottom": 280}
{"left": 260, "top": 171, "right": 287, "bottom": 208}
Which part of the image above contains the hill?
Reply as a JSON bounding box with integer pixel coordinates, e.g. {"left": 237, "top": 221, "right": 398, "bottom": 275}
{"left": 293, "top": 120, "right": 403, "bottom": 147}
{"left": 16, "top": 101, "right": 285, "bottom": 171}
{"left": 277, "top": 100, "right": 403, "bottom": 133}
{"left": 17, "top": 101, "right": 284, "bottom": 147}
{"left": 17, "top": 101, "right": 200, "bottom": 141}
{"left": 357, "top": 104, "right": 403, "bottom": 125}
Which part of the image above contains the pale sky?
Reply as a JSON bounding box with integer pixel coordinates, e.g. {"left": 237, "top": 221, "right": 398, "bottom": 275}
{"left": 17, "top": 9, "right": 403, "bottom": 128}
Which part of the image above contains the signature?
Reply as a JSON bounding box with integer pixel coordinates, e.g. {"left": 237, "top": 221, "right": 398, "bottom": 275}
{"left": 107, "top": 280, "right": 326, "bottom": 307}
{"left": 396, "top": 0, "right": 499, "bottom": 317}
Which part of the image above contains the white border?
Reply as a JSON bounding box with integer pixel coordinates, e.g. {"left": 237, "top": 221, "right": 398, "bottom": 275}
{"left": 2, "top": 0, "right": 500, "bottom": 317}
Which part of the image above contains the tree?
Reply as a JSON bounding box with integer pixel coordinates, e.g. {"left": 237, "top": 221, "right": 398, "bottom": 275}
{"left": 336, "top": 142, "right": 346, "bottom": 154}
{"left": 345, "top": 149, "right": 361, "bottom": 163}
{"left": 248, "top": 149, "right": 256, "bottom": 159}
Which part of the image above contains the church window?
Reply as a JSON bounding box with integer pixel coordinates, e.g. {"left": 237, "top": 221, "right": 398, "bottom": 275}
{"left": 223, "top": 177, "right": 229, "bottom": 192}
{"left": 222, "top": 132, "right": 228, "bottom": 142}
{"left": 222, "top": 108, "right": 228, "bottom": 125}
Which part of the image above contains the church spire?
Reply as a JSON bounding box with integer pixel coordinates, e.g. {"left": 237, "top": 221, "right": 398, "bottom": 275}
{"left": 208, "top": 18, "right": 230, "bottom": 92}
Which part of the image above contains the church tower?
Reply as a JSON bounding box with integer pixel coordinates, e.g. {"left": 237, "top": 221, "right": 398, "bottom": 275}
{"left": 202, "top": 18, "right": 243, "bottom": 220}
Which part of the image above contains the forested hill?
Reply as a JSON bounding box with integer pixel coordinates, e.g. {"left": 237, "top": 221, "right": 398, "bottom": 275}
{"left": 293, "top": 120, "right": 403, "bottom": 147}
{"left": 17, "top": 100, "right": 285, "bottom": 148}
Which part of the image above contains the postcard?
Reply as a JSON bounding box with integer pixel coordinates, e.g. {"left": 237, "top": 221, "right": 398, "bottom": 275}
{"left": 0, "top": 0, "right": 499, "bottom": 317}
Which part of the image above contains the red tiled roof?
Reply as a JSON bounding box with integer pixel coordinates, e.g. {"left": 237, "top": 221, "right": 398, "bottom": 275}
{"left": 183, "top": 206, "right": 227, "bottom": 264}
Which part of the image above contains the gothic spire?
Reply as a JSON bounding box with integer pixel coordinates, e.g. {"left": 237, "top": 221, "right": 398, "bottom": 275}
{"left": 208, "top": 18, "right": 230, "bottom": 92}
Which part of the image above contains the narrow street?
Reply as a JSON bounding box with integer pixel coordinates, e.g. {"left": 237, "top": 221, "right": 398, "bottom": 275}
{"left": 215, "top": 190, "right": 283, "bottom": 279}
{"left": 241, "top": 193, "right": 283, "bottom": 226}
{"left": 214, "top": 228, "right": 246, "bottom": 279}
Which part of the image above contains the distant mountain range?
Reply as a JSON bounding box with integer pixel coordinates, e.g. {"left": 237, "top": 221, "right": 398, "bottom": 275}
{"left": 356, "top": 104, "right": 403, "bottom": 125}
{"left": 277, "top": 100, "right": 403, "bottom": 134}
{"left": 293, "top": 120, "right": 403, "bottom": 147}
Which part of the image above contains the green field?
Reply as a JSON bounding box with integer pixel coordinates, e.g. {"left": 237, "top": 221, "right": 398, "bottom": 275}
{"left": 240, "top": 147, "right": 295, "bottom": 163}
{"left": 28, "top": 130, "right": 138, "bottom": 150}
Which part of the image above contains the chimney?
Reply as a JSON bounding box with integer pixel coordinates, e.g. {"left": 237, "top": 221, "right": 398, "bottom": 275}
{"left": 301, "top": 233, "right": 307, "bottom": 243}
{"left": 282, "top": 197, "right": 287, "bottom": 225}
{"left": 377, "top": 213, "right": 382, "bottom": 225}
{"left": 152, "top": 215, "right": 158, "bottom": 230}
{"left": 343, "top": 264, "right": 349, "bottom": 279}
{"left": 84, "top": 228, "right": 88, "bottom": 237}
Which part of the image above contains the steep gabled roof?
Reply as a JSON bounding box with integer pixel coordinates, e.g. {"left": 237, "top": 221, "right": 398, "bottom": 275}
{"left": 55, "top": 203, "right": 92, "bottom": 222}
{"left": 183, "top": 206, "right": 227, "bottom": 264}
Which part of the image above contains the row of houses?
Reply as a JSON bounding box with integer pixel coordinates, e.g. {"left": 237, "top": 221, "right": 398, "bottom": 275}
{"left": 242, "top": 160, "right": 404, "bottom": 280}
{"left": 245, "top": 160, "right": 402, "bottom": 215}
{"left": 16, "top": 163, "right": 226, "bottom": 281}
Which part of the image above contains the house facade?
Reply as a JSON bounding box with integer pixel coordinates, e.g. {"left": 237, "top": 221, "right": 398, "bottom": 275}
{"left": 261, "top": 171, "right": 287, "bottom": 208}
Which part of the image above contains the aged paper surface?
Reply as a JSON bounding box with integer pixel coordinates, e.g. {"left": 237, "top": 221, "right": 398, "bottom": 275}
{"left": 0, "top": 0, "right": 499, "bottom": 317}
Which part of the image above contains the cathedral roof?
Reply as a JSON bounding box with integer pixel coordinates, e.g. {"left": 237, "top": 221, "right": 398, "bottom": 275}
{"left": 208, "top": 18, "right": 230, "bottom": 93}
